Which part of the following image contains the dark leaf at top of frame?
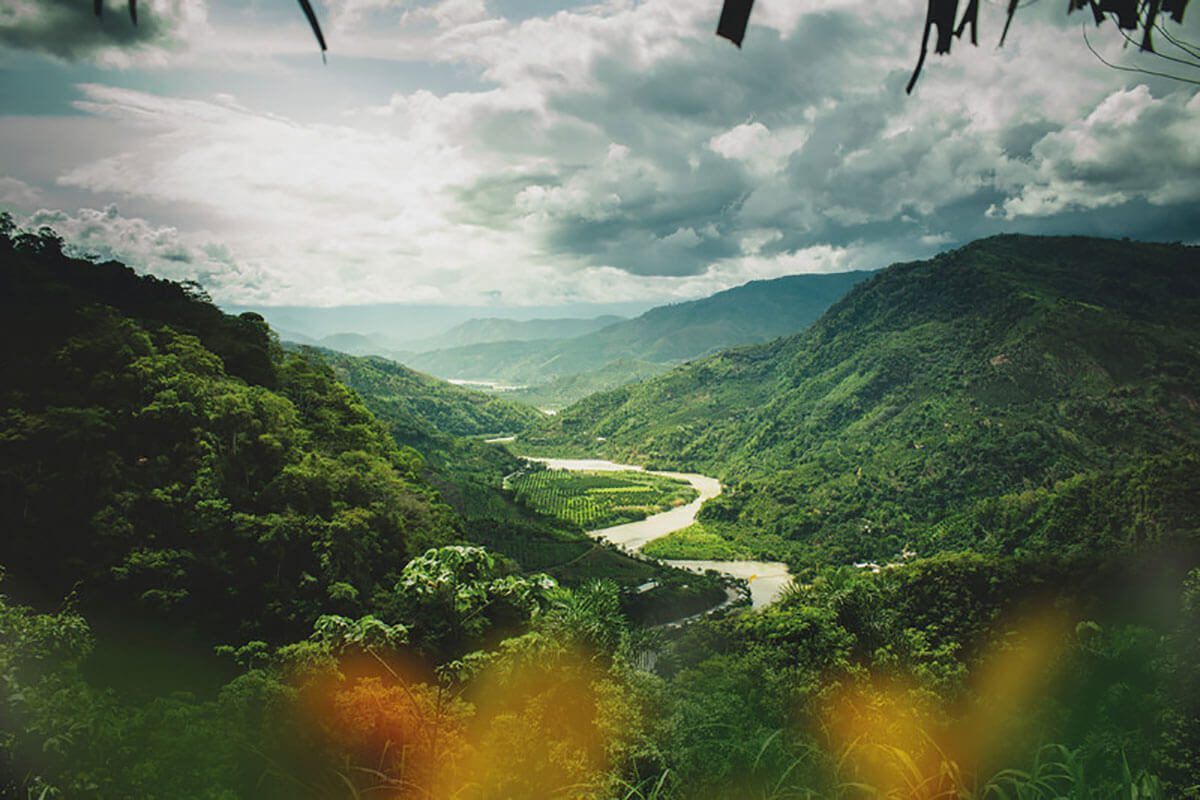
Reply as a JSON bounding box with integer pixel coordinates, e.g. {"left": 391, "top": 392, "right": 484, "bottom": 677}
{"left": 1097, "top": 0, "right": 1142, "bottom": 28}
{"left": 717, "top": 0, "right": 755, "bottom": 48}
{"left": 1162, "top": 0, "right": 1188, "bottom": 22}
{"left": 297, "top": 0, "right": 329, "bottom": 59}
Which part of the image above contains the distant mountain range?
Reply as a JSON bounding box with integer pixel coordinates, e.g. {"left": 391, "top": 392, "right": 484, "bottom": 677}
{"left": 222, "top": 300, "right": 655, "bottom": 344}
{"left": 265, "top": 270, "right": 873, "bottom": 408}
{"left": 402, "top": 271, "right": 874, "bottom": 403}
{"left": 397, "top": 315, "right": 625, "bottom": 352}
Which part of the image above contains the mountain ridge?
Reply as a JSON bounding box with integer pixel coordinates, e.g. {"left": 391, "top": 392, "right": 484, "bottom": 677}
{"left": 519, "top": 234, "right": 1200, "bottom": 565}
{"left": 403, "top": 270, "right": 874, "bottom": 389}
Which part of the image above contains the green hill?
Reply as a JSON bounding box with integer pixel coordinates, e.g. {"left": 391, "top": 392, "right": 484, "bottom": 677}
{"left": 522, "top": 235, "right": 1200, "bottom": 566}
{"left": 0, "top": 223, "right": 460, "bottom": 642}
{"left": 306, "top": 348, "right": 547, "bottom": 527}
{"left": 312, "top": 348, "right": 545, "bottom": 437}
{"left": 305, "top": 349, "right": 678, "bottom": 590}
{"left": 403, "top": 270, "right": 873, "bottom": 389}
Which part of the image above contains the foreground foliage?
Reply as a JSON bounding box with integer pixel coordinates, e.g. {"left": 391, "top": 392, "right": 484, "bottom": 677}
{"left": 5, "top": 550, "right": 1197, "bottom": 797}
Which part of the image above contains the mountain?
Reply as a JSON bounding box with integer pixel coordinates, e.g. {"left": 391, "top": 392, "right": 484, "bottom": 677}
{"left": 3, "top": 229, "right": 1198, "bottom": 800}
{"left": 397, "top": 314, "right": 624, "bottom": 352}
{"left": 222, "top": 300, "right": 656, "bottom": 344}
{"left": 0, "top": 225, "right": 677, "bottom": 644}
{"left": 310, "top": 348, "right": 545, "bottom": 437}
{"left": 521, "top": 235, "right": 1200, "bottom": 566}
{"left": 403, "top": 270, "right": 873, "bottom": 396}
{"left": 317, "top": 331, "right": 386, "bottom": 355}
{"left": 503, "top": 358, "right": 672, "bottom": 411}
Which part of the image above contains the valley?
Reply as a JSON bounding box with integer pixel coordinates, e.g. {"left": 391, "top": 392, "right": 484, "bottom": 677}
{"left": 522, "top": 456, "right": 793, "bottom": 609}
{"left": 2, "top": 223, "right": 1197, "bottom": 798}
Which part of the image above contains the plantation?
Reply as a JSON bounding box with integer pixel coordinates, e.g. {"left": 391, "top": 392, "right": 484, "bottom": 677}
{"left": 641, "top": 520, "right": 760, "bottom": 561}
{"left": 511, "top": 468, "right": 698, "bottom": 529}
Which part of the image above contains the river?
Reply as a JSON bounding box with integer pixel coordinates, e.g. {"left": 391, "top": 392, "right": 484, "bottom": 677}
{"left": 528, "top": 457, "right": 792, "bottom": 610}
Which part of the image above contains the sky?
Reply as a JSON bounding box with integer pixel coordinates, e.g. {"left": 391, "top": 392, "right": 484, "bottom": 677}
{"left": 1, "top": 0, "right": 1199, "bottom": 310}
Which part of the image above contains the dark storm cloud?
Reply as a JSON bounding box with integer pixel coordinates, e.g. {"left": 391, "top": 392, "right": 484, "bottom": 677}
{"left": 448, "top": 10, "right": 892, "bottom": 277}
{"left": 553, "top": 39, "right": 1200, "bottom": 274}
{"left": 532, "top": 149, "right": 753, "bottom": 276}
{"left": 555, "top": 12, "right": 872, "bottom": 137}
{"left": 0, "top": 0, "right": 188, "bottom": 62}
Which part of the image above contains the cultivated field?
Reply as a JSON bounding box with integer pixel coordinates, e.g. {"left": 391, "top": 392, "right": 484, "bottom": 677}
{"left": 511, "top": 468, "right": 698, "bottom": 529}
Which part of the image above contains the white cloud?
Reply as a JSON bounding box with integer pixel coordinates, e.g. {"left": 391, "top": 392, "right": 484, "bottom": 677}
{"left": 18, "top": 204, "right": 278, "bottom": 299}
{"left": 11, "top": 0, "right": 1200, "bottom": 309}
{"left": 0, "top": 177, "right": 44, "bottom": 208}
{"left": 993, "top": 85, "right": 1200, "bottom": 217}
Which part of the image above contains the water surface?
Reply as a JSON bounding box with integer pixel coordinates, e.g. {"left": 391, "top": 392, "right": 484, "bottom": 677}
{"left": 529, "top": 457, "right": 791, "bottom": 610}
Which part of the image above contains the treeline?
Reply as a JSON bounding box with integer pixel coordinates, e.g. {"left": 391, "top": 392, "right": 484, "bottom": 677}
{"left": 0, "top": 218, "right": 458, "bottom": 643}
{"left": 5, "top": 546, "right": 1196, "bottom": 796}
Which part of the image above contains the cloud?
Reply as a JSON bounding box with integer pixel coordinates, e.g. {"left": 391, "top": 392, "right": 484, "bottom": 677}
{"left": 991, "top": 86, "right": 1200, "bottom": 217}
{"left": 447, "top": 0, "right": 1200, "bottom": 283}
{"left": 11, "top": 0, "right": 1200, "bottom": 308}
{"left": 0, "top": 177, "right": 44, "bottom": 208}
{"left": 18, "top": 204, "right": 277, "bottom": 300}
{"left": 0, "top": 0, "right": 205, "bottom": 66}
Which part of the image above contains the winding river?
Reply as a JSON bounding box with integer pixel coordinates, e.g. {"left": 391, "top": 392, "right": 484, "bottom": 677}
{"left": 529, "top": 458, "right": 792, "bottom": 611}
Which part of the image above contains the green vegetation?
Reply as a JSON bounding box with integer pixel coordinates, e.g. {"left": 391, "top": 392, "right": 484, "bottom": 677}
{"left": 644, "top": 551, "right": 1200, "bottom": 798}
{"left": 2, "top": 223, "right": 1197, "bottom": 798}
{"left": 0, "top": 221, "right": 458, "bottom": 643}
{"left": 511, "top": 467, "right": 698, "bottom": 529}
{"left": 641, "top": 520, "right": 757, "bottom": 560}
{"left": 314, "top": 348, "right": 544, "bottom": 436}
{"left": 312, "top": 349, "right": 700, "bottom": 601}
{"left": 527, "top": 235, "right": 1200, "bottom": 568}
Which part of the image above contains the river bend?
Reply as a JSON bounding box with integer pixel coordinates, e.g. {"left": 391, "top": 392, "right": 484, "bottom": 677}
{"left": 529, "top": 458, "right": 791, "bottom": 610}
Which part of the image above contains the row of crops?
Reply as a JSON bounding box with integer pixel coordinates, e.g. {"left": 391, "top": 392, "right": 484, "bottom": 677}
{"left": 511, "top": 469, "right": 698, "bottom": 529}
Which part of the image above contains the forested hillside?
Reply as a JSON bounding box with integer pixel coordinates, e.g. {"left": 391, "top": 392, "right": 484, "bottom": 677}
{"left": 314, "top": 348, "right": 544, "bottom": 436}
{"left": 0, "top": 222, "right": 463, "bottom": 643}
{"left": 525, "top": 236, "right": 1200, "bottom": 565}
{"left": 504, "top": 357, "right": 671, "bottom": 409}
